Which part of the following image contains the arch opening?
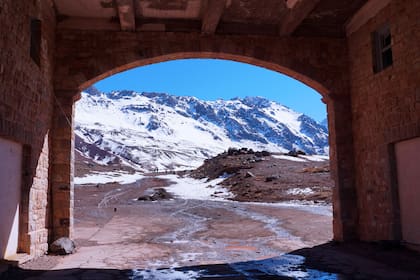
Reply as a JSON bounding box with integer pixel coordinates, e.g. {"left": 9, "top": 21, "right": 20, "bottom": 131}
{"left": 77, "top": 53, "right": 331, "bottom": 101}
{"left": 67, "top": 58, "right": 331, "bottom": 272}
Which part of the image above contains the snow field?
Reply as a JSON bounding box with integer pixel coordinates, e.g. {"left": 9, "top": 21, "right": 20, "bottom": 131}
{"left": 74, "top": 171, "right": 144, "bottom": 185}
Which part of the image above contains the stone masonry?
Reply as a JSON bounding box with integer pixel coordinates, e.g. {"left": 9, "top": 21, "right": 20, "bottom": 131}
{"left": 348, "top": 0, "right": 420, "bottom": 241}
{"left": 0, "top": 0, "right": 56, "bottom": 257}
{"left": 0, "top": 0, "right": 419, "bottom": 260}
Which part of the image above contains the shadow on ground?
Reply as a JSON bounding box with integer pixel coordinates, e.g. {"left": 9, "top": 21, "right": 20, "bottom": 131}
{"left": 1, "top": 242, "right": 419, "bottom": 279}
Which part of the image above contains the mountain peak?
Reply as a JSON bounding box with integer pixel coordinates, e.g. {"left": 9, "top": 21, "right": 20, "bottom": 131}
{"left": 84, "top": 86, "right": 102, "bottom": 96}
{"left": 242, "top": 96, "right": 271, "bottom": 108}
{"left": 75, "top": 89, "right": 328, "bottom": 172}
{"left": 140, "top": 92, "right": 169, "bottom": 99}
{"left": 106, "top": 90, "right": 137, "bottom": 99}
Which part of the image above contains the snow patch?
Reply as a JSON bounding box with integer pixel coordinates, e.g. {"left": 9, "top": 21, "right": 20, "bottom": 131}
{"left": 159, "top": 174, "right": 234, "bottom": 201}
{"left": 157, "top": 174, "right": 331, "bottom": 216}
{"left": 286, "top": 187, "right": 314, "bottom": 196}
{"left": 272, "top": 155, "right": 308, "bottom": 162}
{"left": 300, "top": 155, "right": 329, "bottom": 162}
{"left": 74, "top": 172, "right": 143, "bottom": 185}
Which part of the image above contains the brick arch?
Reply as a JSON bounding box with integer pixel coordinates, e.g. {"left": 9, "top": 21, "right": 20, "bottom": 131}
{"left": 78, "top": 53, "right": 330, "bottom": 100}
{"left": 52, "top": 31, "right": 357, "bottom": 242}
{"left": 54, "top": 32, "right": 349, "bottom": 100}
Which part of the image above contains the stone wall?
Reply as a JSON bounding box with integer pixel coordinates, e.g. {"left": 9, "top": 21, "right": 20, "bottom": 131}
{"left": 348, "top": 0, "right": 420, "bottom": 241}
{"left": 0, "top": 0, "right": 55, "bottom": 256}
{"left": 54, "top": 31, "right": 349, "bottom": 95}
{"left": 4, "top": 0, "right": 417, "bottom": 259}
{"left": 50, "top": 93, "right": 76, "bottom": 241}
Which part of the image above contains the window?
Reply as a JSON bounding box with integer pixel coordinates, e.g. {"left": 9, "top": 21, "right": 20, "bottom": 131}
{"left": 30, "top": 19, "right": 41, "bottom": 66}
{"left": 372, "top": 24, "right": 393, "bottom": 73}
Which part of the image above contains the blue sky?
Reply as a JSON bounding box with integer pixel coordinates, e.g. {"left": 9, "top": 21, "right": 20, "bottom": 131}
{"left": 94, "top": 59, "right": 326, "bottom": 122}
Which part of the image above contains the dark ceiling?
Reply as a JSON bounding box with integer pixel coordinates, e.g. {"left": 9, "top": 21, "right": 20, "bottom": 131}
{"left": 54, "top": 0, "right": 368, "bottom": 37}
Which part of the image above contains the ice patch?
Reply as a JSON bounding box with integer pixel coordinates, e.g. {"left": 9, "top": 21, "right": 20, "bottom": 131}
{"left": 179, "top": 252, "right": 202, "bottom": 263}
{"left": 130, "top": 254, "right": 341, "bottom": 279}
{"left": 243, "top": 201, "right": 332, "bottom": 217}
{"left": 272, "top": 202, "right": 332, "bottom": 216}
{"left": 230, "top": 254, "right": 340, "bottom": 279}
{"left": 74, "top": 171, "right": 144, "bottom": 185}
{"left": 230, "top": 203, "right": 297, "bottom": 239}
{"left": 159, "top": 174, "right": 234, "bottom": 201}
{"left": 131, "top": 268, "right": 202, "bottom": 280}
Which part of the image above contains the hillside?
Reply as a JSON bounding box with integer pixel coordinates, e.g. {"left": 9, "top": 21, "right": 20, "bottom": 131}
{"left": 75, "top": 87, "right": 328, "bottom": 173}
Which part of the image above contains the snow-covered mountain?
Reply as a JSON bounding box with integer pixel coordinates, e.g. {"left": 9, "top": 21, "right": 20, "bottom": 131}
{"left": 75, "top": 87, "right": 328, "bottom": 172}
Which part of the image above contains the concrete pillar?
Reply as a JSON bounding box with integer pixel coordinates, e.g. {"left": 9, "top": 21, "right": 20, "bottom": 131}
{"left": 50, "top": 91, "right": 78, "bottom": 241}
{"left": 327, "top": 94, "right": 358, "bottom": 241}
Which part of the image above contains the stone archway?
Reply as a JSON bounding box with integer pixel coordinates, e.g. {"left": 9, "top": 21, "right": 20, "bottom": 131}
{"left": 49, "top": 31, "right": 357, "bottom": 246}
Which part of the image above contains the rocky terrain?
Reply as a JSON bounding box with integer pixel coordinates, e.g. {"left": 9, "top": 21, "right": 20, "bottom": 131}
{"left": 76, "top": 147, "right": 332, "bottom": 204}
{"left": 189, "top": 148, "right": 332, "bottom": 204}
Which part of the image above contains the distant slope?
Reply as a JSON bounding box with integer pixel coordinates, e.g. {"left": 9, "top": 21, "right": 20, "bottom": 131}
{"left": 74, "top": 88, "right": 328, "bottom": 172}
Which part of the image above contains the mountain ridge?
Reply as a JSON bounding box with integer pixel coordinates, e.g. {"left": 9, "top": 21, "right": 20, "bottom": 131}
{"left": 75, "top": 87, "right": 328, "bottom": 172}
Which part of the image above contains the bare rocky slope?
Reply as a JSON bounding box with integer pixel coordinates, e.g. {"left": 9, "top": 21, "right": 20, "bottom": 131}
{"left": 76, "top": 147, "right": 333, "bottom": 204}
{"left": 188, "top": 148, "right": 332, "bottom": 204}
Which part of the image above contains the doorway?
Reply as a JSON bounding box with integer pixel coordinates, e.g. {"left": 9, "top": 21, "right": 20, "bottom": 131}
{"left": 0, "top": 137, "right": 22, "bottom": 258}
{"left": 395, "top": 137, "right": 420, "bottom": 248}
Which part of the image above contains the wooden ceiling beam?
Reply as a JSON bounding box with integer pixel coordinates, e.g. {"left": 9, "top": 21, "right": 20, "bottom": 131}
{"left": 278, "top": 0, "right": 321, "bottom": 36}
{"left": 201, "top": 0, "right": 227, "bottom": 35}
{"left": 57, "top": 17, "right": 120, "bottom": 31}
{"left": 346, "top": 0, "right": 392, "bottom": 36}
{"left": 116, "top": 0, "right": 136, "bottom": 31}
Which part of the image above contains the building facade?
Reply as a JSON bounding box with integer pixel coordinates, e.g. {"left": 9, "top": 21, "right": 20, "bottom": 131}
{"left": 0, "top": 0, "right": 419, "bottom": 260}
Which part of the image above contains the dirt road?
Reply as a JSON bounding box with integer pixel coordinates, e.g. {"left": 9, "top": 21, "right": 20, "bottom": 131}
{"left": 65, "top": 177, "right": 333, "bottom": 269}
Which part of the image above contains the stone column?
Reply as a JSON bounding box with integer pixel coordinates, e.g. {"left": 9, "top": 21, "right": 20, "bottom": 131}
{"left": 50, "top": 90, "right": 78, "bottom": 241}
{"left": 327, "top": 94, "right": 359, "bottom": 241}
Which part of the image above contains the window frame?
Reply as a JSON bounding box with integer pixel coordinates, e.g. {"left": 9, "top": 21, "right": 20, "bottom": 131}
{"left": 30, "top": 18, "right": 42, "bottom": 67}
{"left": 372, "top": 24, "right": 393, "bottom": 73}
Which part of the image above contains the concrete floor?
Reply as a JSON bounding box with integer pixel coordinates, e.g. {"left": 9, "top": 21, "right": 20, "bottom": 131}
{"left": 2, "top": 199, "right": 420, "bottom": 279}
{"left": 2, "top": 177, "right": 420, "bottom": 279}
{"left": 47, "top": 198, "right": 333, "bottom": 270}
